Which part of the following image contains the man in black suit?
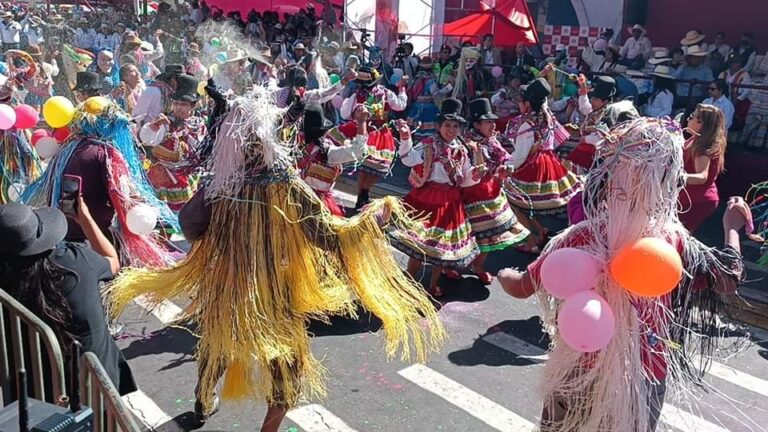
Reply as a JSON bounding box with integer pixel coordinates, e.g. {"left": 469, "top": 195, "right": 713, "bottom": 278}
{"left": 507, "top": 42, "right": 535, "bottom": 69}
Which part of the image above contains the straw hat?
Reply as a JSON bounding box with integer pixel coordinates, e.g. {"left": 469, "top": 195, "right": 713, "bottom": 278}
{"left": 685, "top": 45, "right": 708, "bottom": 57}
{"left": 650, "top": 65, "right": 674, "bottom": 79}
{"left": 648, "top": 49, "right": 671, "bottom": 65}
{"left": 1, "top": 11, "right": 14, "bottom": 20}
{"left": 224, "top": 49, "right": 248, "bottom": 64}
{"left": 680, "top": 30, "right": 705, "bottom": 46}
{"left": 627, "top": 24, "right": 647, "bottom": 36}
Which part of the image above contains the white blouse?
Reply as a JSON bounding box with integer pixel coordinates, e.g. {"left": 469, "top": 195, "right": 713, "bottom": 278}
{"left": 398, "top": 138, "right": 479, "bottom": 188}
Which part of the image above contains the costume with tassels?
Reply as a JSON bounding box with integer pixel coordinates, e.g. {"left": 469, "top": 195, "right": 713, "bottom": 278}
{"left": 21, "top": 100, "right": 177, "bottom": 267}
{"left": 298, "top": 103, "right": 367, "bottom": 216}
{"left": 407, "top": 57, "right": 442, "bottom": 139}
{"left": 105, "top": 87, "right": 445, "bottom": 415}
{"left": 339, "top": 66, "right": 408, "bottom": 209}
{"left": 463, "top": 99, "right": 529, "bottom": 253}
{"left": 500, "top": 117, "right": 746, "bottom": 432}
{"left": 146, "top": 75, "right": 207, "bottom": 212}
{"left": 452, "top": 48, "right": 485, "bottom": 112}
{"left": 504, "top": 79, "right": 581, "bottom": 214}
{"left": 746, "top": 181, "right": 768, "bottom": 266}
{"left": 0, "top": 129, "right": 41, "bottom": 204}
{"left": 390, "top": 98, "right": 480, "bottom": 269}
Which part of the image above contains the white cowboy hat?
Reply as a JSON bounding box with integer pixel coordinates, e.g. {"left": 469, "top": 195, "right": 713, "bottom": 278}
{"left": 648, "top": 49, "right": 671, "bottom": 65}
{"left": 685, "top": 45, "right": 708, "bottom": 57}
{"left": 680, "top": 30, "right": 706, "bottom": 46}
{"left": 224, "top": 49, "right": 248, "bottom": 64}
{"left": 627, "top": 24, "right": 646, "bottom": 36}
{"left": 650, "top": 65, "right": 675, "bottom": 79}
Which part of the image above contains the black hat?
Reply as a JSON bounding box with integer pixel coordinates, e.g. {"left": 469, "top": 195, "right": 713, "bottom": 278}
{"left": 589, "top": 75, "right": 617, "bottom": 101}
{"left": 355, "top": 65, "right": 382, "bottom": 88}
{"left": 72, "top": 72, "right": 102, "bottom": 92}
{"left": 469, "top": 98, "right": 499, "bottom": 122}
{"left": 438, "top": 98, "right": 466, "bottom": 123}
{"left": 0, "top": 204, "right": 68, "bottom": 257}
{"left": 157, "top": 64, "right": 185, "bottom": 83}
{"left": 521, "top": 78, "right": 551, "bottom": 105}
{"left": 171, "top": 74, "right": 199, "bottom": 103}
{"left": 303, "top": 103, "right": 333, "bottom": 134}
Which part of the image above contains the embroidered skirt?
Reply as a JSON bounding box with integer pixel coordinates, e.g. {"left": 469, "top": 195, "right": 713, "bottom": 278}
{"left": 147, "top": 165, "right": 196, "bottom": 212}
{"left": 504, "top": 150, "right": 582, "bottom": 215}
{"left": 333, "top": 122, "right": 397, "bottom": 178}
{"left": 463, "top": 178, "right": 529, "bottom": 253}
{"left": 390, "top": 182, "right": 479, "bottom": 268}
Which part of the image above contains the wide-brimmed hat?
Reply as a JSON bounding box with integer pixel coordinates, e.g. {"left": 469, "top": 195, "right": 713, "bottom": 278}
{"left": 294, "top": 42, "right": 306, "bottom": 51}
{"left": 26, "top": 44, "right": 43, "bottom": 58}
{"left": 589, "top": 75, "right": 617, "bottom": 100}
{"left": 521, "top": 78, "right": 551, "bottom": 105}
{"left": 355, "top": 65, "right": 382, "bottom": 88}
{"left": 304, "top": 103, "right": 333, "bottom": 134}
{"left": 156, "top": 64, "right": 185, "bottom": 83}
{"left": 726, "top": 52, "right": 743, "bottom": 65}
{"left": 224, "top": 49, "right": 248, "bottom": 64}
{"left": 680, "top": 30, "right": 706, "bottom": 46}
{"left": 72, "top": 71, "right": 102, "bottom": 92}
{"left": 187, "top": 42, "right": 200, "bottom": 54}
{"left": 50, "top": 14, "right": 65, "bottom": 22}
{"left": 626, "top": 69, "right": 645, "bottom": 78}
{"left": 171, "top": 74, "right": 199, "bottom": 103}
{"left": 469, "top": 98, "right": 499, "bottom": 122}
{"left": 685, "top": 45, "right": 708, "bottom": 57}
{"left": 0, "top": 203, "right": 67, "bottom": 257}
{"left": 650, "top": 65, "right": 675, "bottom": 79}
{"left": 648, "top": 48, "right": 671, "bottom": 65}
{"left": 419, "top": 56, "right": 434, "bottom": 69}
{"left": 1, "top": 11, "right": 14, "bottom": 20}
{"left": 627, "top": 24, "right": 646, "bottom": 36}
{"left": 438, "top": 98, "right": 466, "bottom": 123}
{"left": 123, "top": 32, "right": 142, "bottom": 46}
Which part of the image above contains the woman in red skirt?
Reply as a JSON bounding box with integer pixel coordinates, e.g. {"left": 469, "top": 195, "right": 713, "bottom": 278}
{"left": 297, "top": 103, "right": 370, "bottom": 217}
{"left": 461, "top": 98, "right": 529, "bottom": 283}
{"left": 679, "top": 104, "right": 728, "bottom": 232}
{"left": 390, "top": 98, "right": 480, "bottom": 297}
{"left": 504, "top": 78, "right": 582, "bottom": 252}
{"left": 340, "top": 66, "right": 408, "bottom": 210}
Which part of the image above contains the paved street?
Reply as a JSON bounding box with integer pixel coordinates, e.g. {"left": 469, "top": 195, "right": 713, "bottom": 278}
{"left": 113, "top": 186, "right": 768, "bottom": 432}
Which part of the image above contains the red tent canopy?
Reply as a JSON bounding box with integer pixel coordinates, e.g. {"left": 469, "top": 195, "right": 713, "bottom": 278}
{"left": 444, "top": 0, "right": 538, "bottom": 46}
{"left": 204, "top": 0, "right": 343, "bottom": 17}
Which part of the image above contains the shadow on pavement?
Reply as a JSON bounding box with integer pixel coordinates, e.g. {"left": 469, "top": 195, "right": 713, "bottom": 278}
{"left": 308, "top": 307, "right": 384, "bottom": 337}
{"left": 121, "top": 326, "right": 197, "bottom": 370}
{"left": 447, "top": 317, "right": 550, "bottom": 367}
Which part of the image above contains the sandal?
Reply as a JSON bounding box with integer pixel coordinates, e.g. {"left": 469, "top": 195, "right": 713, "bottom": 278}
{"left": 442, "top": 269, "right": 462, "bottom": 280}
{"left": 474, "top": 271, "right": 493, "bottom": 285}
{"left": 428, "top": 286, "right": 444, "bottom": 298}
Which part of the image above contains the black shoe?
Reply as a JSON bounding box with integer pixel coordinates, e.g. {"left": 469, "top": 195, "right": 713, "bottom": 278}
{"left": 193, "top": 395, "right": 220, "bottom": 425}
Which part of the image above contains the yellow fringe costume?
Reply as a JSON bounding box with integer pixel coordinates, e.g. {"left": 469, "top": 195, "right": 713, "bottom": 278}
{"left": 106, "top": 88, "right": 445, "bottom": 411}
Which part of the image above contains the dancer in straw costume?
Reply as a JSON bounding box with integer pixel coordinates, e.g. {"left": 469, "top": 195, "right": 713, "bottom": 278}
{"left": 105, "top": 87, "right": 445, "bottom": 431}
{"left": 499, "top": 117, "right": 747, "bottom": 431}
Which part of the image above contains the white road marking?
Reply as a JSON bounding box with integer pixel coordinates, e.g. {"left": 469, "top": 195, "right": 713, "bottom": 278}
{"left": 481, "top": 332, "right": 550, "bottom": 361}
{"left": 702, "top": 359, "right": 768, "bottom": 398}
{"left": 134, "top": 296, "right": 183, "bottom": 325}
{"left": 398, "top": 364, "right": 536, "bottom": 432}
{"left": 660, "top": 404, "right": 731, "bottom": 432}
{"left": 122, "top": 390, "right": 173, "bottom": 430}
{"left": 287, "top": 404, "right": 358, "bottom": 432}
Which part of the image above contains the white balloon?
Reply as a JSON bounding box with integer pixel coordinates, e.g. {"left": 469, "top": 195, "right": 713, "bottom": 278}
{"left": 36, "top": 137, "right": 60, "bottom": 159}
{"left": 125, "top": 204, "right": 158, "bottom": 236}
{"left": 6, "top": 183, "right": 25, "bottom": 202}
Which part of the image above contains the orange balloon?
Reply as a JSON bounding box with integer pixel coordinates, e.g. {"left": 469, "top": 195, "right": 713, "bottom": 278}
{"left": 609, "top": 237, "right": 683, "bottom": 297}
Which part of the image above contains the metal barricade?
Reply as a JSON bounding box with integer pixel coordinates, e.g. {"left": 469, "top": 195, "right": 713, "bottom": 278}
{"left": 79, "top": 352, "right": 141, "bottom": 432}
{"left": 0, "top": 288, "right": 66, "bottom": 405}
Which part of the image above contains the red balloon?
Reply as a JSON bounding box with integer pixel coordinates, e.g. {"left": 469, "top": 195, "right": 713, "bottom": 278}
{"left": 53, "top": 127, "right": 70, "bottom": 143}
{"left": 30, "top": 129, "right": 51, "bottom": 146}
{"left": 14, "top": 104, "right": 39, "bottom": 130}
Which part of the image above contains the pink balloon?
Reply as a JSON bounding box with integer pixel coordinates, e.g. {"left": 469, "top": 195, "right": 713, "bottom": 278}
{"left": 558, "top": 291, "right": 616, "bottom": 353}
{"left": 541, "top": 248, "right": 600, "bottom": 299}
{"left": 331, "top": 94, "right": 344, "bottom": 109}
{"left": 13, "top": 104, "right": 40, "bottom": 130}
{"left": 491, "top": 66, "right": 503, "bottom": 78}
{"left": 31, "top": 129, "right": 51, "bottom": 146}
{"left": 0, "top": 104, "right": 17, "bottom": 130}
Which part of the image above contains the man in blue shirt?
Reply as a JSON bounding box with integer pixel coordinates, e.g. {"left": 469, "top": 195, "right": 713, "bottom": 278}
{"left": 674, "top": 45, "right": 713, "bottom": 109}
